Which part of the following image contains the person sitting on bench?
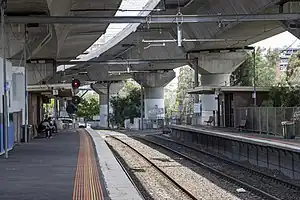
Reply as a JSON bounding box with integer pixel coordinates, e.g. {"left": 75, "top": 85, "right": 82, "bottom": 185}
{"left": 38, "top": 118, "right": 52, "bottom": 138}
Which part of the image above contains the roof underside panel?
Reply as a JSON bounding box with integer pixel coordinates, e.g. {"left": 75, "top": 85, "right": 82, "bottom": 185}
{"left": 96, "top": 0, "right": 285, "bottom": 73}
{"left": 47, "top": 0, "right": 122, "bottom": 60}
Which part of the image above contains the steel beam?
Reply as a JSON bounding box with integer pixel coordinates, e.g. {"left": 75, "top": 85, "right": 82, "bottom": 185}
{"left": 4, "top": 13, "right": 300, "bottom": 24}
{"left": 57, "top": 58, "right": 194, "bottom": 65}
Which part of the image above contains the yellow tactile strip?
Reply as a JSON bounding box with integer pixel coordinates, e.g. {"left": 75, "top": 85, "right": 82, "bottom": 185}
{"left": 73, "top": 129, "right": 104, "bottom": 200}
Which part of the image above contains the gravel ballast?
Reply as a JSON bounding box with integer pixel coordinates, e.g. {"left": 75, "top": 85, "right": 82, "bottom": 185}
{"left": 114, "top": 135, "right": 262, "bottom": 200}
{"left": 146, "top": 135, "right": 300, "bottom": 200}
{"left": 106, "top": 137, "right": 194, "bottom": 200}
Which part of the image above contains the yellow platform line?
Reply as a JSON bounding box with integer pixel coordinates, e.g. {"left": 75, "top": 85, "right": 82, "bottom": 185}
{"left": 72, "top": 130, "right": 104, "bottom": 200}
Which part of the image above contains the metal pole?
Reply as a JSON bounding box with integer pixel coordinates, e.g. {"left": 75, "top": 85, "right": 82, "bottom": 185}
{"left": 253, "top": 49, "right": 257, "bottom": 107}
{"left": 24, "top": 25, "right": 28, "bottom": 143}
{"left": 54, "top": 96, "right": 58, "bottom": 119}
{"left": 107, "top": 82, "right": 110, "bottom": 129}
{"left": 5, "top": 13, "right": 300, "bottom": 24}
{"left": 98, "top": 93, "right": 101, "bottom": 126}
{"left": 193, "top": 59, "right": 200, "bottom": 125}
{"left": 140, "top": 86, "right": 144, "bottom": 130}
{"left": 1, "top": 1, "right": 8, "bottom": 158}
{"left": 57, "top": 58, "right": 194, "bottom": 65}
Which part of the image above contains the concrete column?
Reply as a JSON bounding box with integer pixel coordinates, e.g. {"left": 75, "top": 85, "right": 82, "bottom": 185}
{"left": 59, "top": 98, "right": 67, "bottom": 117}
{"left": 144, "top": 87, "right": 164, "bottom": 119}
{"left": 134, "top": 71, "right": 175, "bottom": 120}
{"left": 99, "top": 93, "right": 108, "bottom": 128}
{"left": 200, "top": 74, "right": 230, "bottom": 124}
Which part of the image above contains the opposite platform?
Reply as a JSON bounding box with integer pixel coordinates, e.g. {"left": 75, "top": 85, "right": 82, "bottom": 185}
{"left": 170, "top": 125, "right": 300, "bottom": 153}
{"left": 86, "top": 128, "right": 143, "bottom": 200}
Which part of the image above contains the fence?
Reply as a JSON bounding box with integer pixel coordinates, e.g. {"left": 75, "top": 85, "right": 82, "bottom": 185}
{"left": 234, "top": 107, "right": 300, "bottom": 136}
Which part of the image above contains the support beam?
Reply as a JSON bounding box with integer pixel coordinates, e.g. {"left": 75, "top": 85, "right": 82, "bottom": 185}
{"left": 4, "top": 13, "right": 300, "bottom": 24}
{"left": 57, "top": 58, "right": 195, "bottom": 65}
{"left": 187, "top": 46, "right": 254, "bottom": 54}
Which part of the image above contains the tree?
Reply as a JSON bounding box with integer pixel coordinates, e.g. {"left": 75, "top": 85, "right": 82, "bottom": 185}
{"left": 269, "top": 52, "right": 300, "bottom": 107}
{"left": 175, "top": 65, "right": 194, "bottom": 119}
{"left": 76, "top": 97, "right": 99, "bottom": 121}
{"left": 256, "top": 48, "right": 277, "bottom": 86}
{"left": 231, "top": 47, "right": 278, "bottom": 87}
{"left": 110, "top": 81, "right": 141, "bottom": 127}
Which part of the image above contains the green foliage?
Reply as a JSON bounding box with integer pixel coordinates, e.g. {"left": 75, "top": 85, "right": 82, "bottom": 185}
{"left": 285, "top": 53, "right": 300, "bottom": 86}
{"left": 231, "top": 47, "right": 278, "bottom": 87}
{"left": 175, "top": 66, "right": 194, "bottom": 118}
{"left": 269, "top": 86, "right": 300, "bottom": 107}
{"left": 76, "top": 97, "right": 99, "bottom": 121}
{"left": 269, "top": 52, "right": 300, "bottom": 107}
{"left": 110, "top": 81, "right": 141, "bottom": 127}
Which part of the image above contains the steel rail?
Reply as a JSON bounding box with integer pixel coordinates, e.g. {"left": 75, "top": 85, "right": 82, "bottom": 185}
{"left": 109, "top": 136, "right": 198, "bottom": 200}
{"left": 134, "top": 136, "right": 281, "bottom": 200}
{"left": 105, "top": 140, "right": 147, "bottom": 200}
{"left": 152, "top": 135, "right": 300, "bottom": 189}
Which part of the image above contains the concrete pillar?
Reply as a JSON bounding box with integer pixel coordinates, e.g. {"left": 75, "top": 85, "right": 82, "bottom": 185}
{"left": 59, "top": 98, "right": 67, "bottom": 117}
{"left": 144, "top": 87, "right": 164, "bottom": 119}
{"left": 134, "top": 71, "right": 175, "bottom": 120}
{"left": 200, "top": 74, "right": 230, "bottom": 124}
{"left": 99, "top": 93, "right": 108, "bottom": 128}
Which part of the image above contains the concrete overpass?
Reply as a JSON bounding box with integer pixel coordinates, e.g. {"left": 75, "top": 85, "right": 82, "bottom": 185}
{"left": 55, "top": 0, "right": 300, "bottom": 123}
{"left": 0, "top": 0, "right": 300, "bottom": 144}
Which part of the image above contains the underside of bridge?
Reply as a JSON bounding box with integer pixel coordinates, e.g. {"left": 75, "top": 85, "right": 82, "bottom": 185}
{"left": 1, "top": 0, "right": 300, "bottom": 131}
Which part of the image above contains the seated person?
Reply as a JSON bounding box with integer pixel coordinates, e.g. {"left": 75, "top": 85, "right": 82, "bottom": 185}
{"left": 48, "top": 117, "right": 57, "bottom": 133}
{"left": 38, "top": 118, "right": 52, "bottom": 138}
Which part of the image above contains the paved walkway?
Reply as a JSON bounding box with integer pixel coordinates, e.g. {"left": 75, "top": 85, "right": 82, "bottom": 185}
{"left": 0, "top": 129, "right": 107, "bottom": 200}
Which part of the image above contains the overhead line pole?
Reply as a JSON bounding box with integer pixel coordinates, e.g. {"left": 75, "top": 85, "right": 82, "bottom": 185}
{"left": 4, "top": 13, "right": 300, "bottom": 24}
{"left": 24, "top": 25, "right": 28, "bottom": 143}
{"left": 1, "top": 0, "right": 8, "bottom": 158}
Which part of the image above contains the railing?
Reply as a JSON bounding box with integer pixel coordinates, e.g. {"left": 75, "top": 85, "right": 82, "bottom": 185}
{"left": 234, "top": 107, "right": 300, "bottom": 136}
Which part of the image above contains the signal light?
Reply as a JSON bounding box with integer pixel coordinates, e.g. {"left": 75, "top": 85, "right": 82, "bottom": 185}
{"left": 72, "top": 79, "right": 81, "bottom": 89}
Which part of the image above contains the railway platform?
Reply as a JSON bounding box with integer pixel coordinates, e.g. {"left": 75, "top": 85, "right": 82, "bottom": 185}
{"left": 169, "top": 125, "right": 300, "bottom": 180}
{"left": 0, "top": 129, "right": 142, "bottom": 200}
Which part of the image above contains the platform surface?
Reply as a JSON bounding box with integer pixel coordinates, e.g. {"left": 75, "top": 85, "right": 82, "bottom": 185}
{"left": 86, "top": 128, "right": 143, "bottom": 200}
{"left": 170, "top": 125, "right": 300, "bottom": 153}
{"left": 0, "top": 129, "right": 108, "bottom": 200}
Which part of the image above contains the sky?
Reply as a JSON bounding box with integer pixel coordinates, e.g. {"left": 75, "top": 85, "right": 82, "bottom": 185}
{"left": 252, "top": 31, "right": 300, "bottom": 49}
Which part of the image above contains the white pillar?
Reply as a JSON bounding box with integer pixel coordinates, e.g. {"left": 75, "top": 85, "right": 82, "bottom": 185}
{"left": 99, "top": 94, "right": 108, "bottom": 128}
{"left": 144, "top": 87, "right": 164, "bottom": 119}
{"left": 200, "top": 74, "right": 230, "bottom": 124}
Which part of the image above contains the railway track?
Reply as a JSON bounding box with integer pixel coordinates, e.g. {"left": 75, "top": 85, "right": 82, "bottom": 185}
{"left": 133, "top": 135, "right": 287, "bottom": 200}
{"left": 150, "top": 135, "right": 300, "bottom": 190}
{"left": 107, "top": 135, "right": 198, "bottom": 200}
{"left": 105, "top": 140, "right": 147, "bottom": 200}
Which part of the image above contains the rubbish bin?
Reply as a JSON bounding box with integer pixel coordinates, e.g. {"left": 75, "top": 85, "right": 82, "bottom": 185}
{"left": 21, "top": 125, "right": 33, "bottom": 143}
{"left": 281, "top": 121, "right": 295, "bottom": 139}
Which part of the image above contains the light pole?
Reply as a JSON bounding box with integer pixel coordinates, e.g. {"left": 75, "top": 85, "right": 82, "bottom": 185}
{"left": 24, "top": 25, "right": 28, "bottom": 143}
{"left": 1, "top": 0, "right": 8, "bottom": 158}
{"left": 253, "top": 49, "right": 257, "bottom": 107}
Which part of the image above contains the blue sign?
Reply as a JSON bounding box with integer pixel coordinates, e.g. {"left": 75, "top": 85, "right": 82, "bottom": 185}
{"left": 4, "top": 82, "right": 9, "bottom": 92}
